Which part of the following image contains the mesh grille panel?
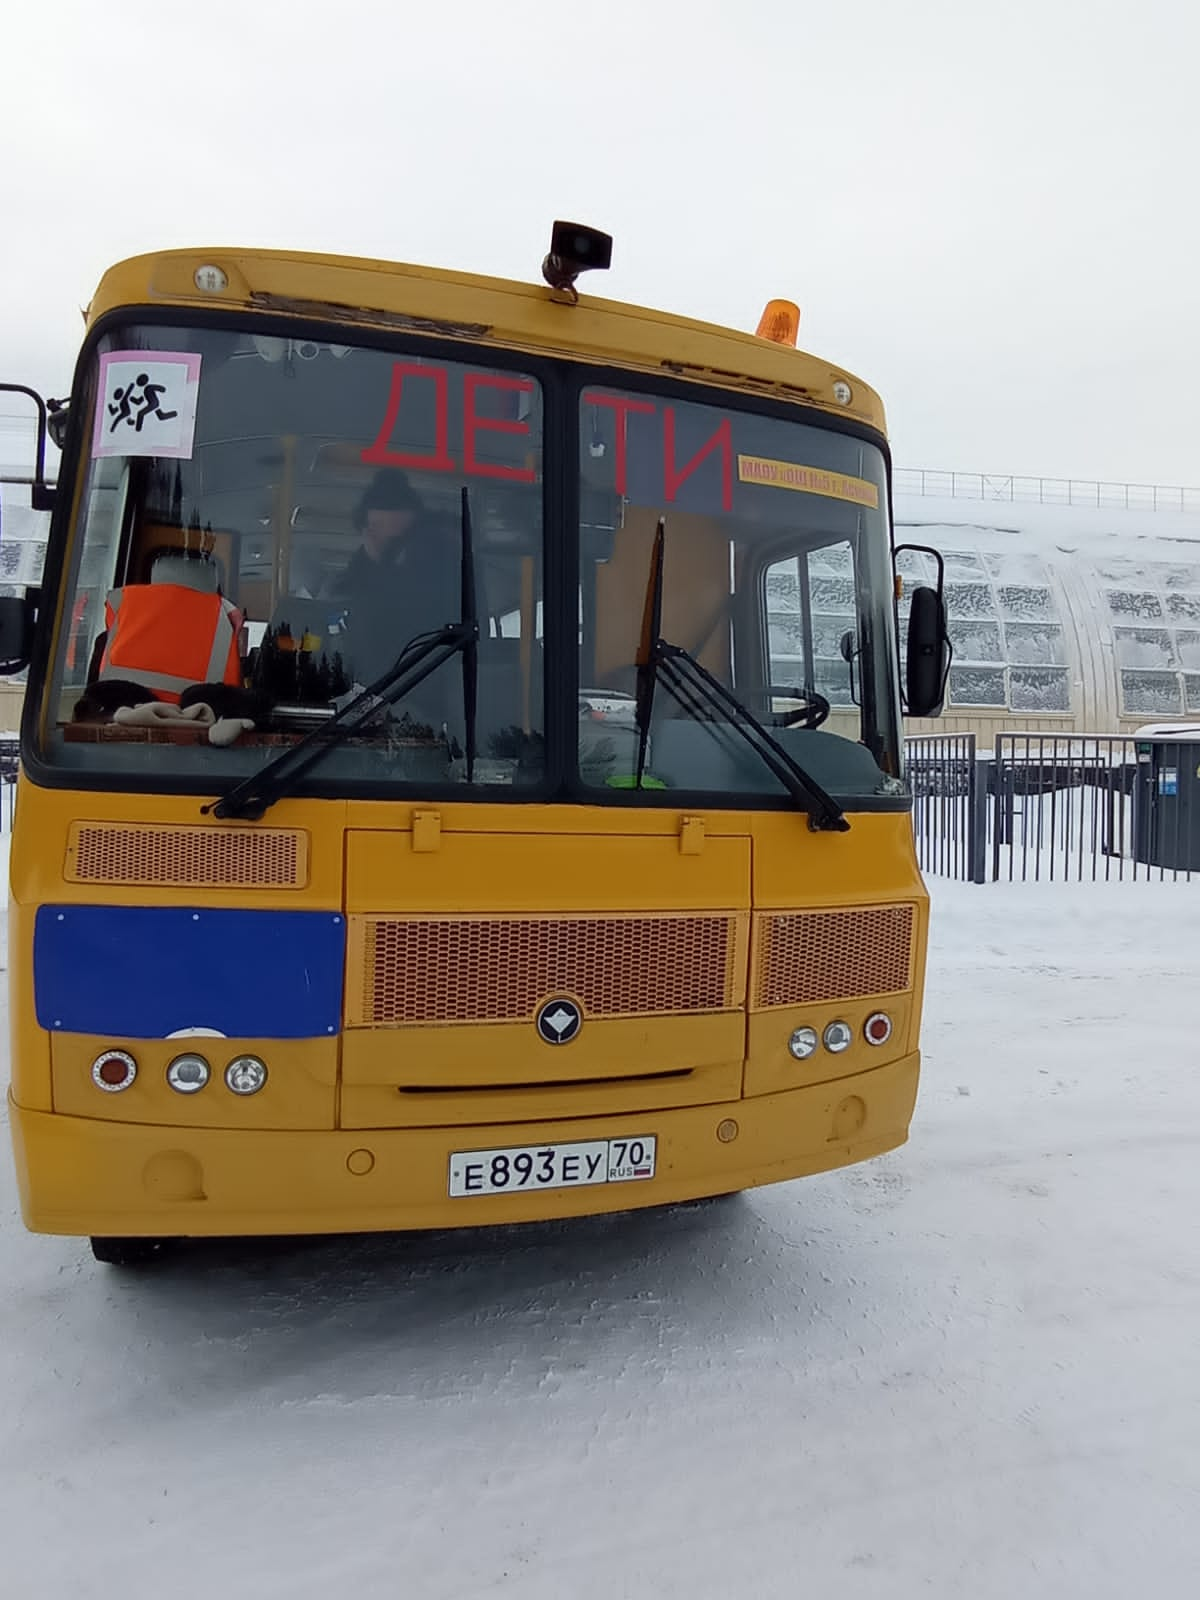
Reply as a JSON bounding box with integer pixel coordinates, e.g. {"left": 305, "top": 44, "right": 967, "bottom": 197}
{"left": 755, "top": 904, "right": 914, "bottom": 1007}
{"left": 67, "top": 824, "right": 306, "bottom": 887}
{"left": 354, "top": 915, "right": 738, "bottom": 1025}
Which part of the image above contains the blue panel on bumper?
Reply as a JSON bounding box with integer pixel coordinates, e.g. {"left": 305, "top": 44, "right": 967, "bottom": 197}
{"left": 34, "top": 906, "right": 346, "bottom": 1039}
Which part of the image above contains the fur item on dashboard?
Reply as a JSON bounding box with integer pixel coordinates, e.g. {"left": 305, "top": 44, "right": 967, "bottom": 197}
{"left": 72, "top": 679, "right": 157, "bottom": 721}
{"left": 111, "top": 700, "right": 255, "bottom": 747}
{"left": 179, "top": 682, "right": 264, "bottom": 721}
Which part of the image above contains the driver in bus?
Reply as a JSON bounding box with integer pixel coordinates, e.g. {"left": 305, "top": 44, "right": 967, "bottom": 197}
{"left": 327, "top": 468, "right": 459, "bottom": 721}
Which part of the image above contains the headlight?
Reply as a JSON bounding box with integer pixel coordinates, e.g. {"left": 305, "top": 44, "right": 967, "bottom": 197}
{"left": 823, "top": 1021, "right": 853, "bottom": 1054}
{"left": 788, "top": 1026, "right": 819, "bottom": 1060}
{"left": 166, "top": 1053, "right": 210, "bottom": 1094}
{"left": 224, "top": 1055, "right": 268, "bottom": 1095}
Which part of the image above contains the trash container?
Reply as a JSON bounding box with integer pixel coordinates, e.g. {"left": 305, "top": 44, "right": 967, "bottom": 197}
{"left": 1131, "top": 725, "right": 1200, "bottom": 871}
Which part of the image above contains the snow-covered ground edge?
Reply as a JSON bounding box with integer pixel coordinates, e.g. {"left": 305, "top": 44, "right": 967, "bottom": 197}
{"left": 1, "top": 863, "right": 1198, "bottom": 1598}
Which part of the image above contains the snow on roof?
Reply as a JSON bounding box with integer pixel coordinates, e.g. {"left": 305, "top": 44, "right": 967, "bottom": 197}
{"left": 894, "top": 492, "right": 1200, "bottom": 561}
{"left": 1132, "top": 723, "right": 1200, "bottom": 740}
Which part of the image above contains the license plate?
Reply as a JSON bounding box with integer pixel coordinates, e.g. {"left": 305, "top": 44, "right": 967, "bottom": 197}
{"left": 448, "top": 1135, "right": 657, "bottom": 1198}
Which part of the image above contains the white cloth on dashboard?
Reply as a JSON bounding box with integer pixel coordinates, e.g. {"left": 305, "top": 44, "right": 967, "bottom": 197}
{"left": 112, "top": 700, "right": 254, "bottom": 746}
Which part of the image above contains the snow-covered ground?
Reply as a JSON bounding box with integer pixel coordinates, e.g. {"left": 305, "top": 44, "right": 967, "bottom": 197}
{"left": 3, "top": 876, "right": 1200, "bottom": 1599}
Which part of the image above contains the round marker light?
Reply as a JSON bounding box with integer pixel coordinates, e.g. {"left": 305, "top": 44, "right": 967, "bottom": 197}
{"left": 864, "top": 1012, "right": 893, "bottom": 1046}
{"left": 224, "top": 1055, "right": 268, "bottom": 1096}
{"left": 92, "top": 1049, "right": 137, "bottom": 1092}
{"left": 823, "top": 1020, "right": 853, "bottom": 1054}
{"left": 166, "top": 1053, "right": 210, "bottom": 1094}
{"left": 788, "top": 1026, "right": 819, "bottom": 1060}
{"left": 193, "top": 264, "right": 228, "bottom": 293}
{"left": 832, "top": 379, "right": 853, "bottom": 406}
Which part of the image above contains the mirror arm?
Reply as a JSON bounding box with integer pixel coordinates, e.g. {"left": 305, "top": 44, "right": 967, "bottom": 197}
{"left": 0, "top": 383, "right": 57, "bottom": 511}
{"left": 893, "top": 542, "right": 946, "bottom": 592}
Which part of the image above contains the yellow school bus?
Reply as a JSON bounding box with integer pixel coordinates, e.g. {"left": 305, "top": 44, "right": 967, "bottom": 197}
{"left": 0, "top": 224, "right": 948, "bottom": 1264}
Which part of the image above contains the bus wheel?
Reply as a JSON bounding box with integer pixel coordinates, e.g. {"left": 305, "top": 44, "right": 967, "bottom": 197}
{"left": 89, "top": 1236, "right": 175, "bottom": 1267}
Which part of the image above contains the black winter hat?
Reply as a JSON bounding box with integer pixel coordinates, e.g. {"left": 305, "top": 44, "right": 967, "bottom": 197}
{"left": 354, "top": 469, "right": 422, "bottom": 528}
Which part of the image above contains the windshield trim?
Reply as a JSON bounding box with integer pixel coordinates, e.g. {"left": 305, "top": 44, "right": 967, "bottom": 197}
{"left": 18, "top": 308, "right": 908, "bottom": 814}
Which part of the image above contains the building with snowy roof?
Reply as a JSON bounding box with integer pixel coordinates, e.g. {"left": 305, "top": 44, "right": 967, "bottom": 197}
{"left": 892, "top": 490, "right": 1200, "bottom": 738}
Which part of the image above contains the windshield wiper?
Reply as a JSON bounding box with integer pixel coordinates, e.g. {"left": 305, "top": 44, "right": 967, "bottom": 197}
{"left": 633, "top": 517, "right": 667, "bottom": 789}
{"left": 206, "top": 487, "right": 480, "bottom": 821}
{"left": 458, "top": 486, "right": 478, "bottom": 782}
{"left": 634, "top": 519, "right": 848, "bottom": 832}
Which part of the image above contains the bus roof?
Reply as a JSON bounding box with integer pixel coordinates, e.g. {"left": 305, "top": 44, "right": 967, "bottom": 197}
{"left": 85, "top": 246, "right": 887, "bottom": 436}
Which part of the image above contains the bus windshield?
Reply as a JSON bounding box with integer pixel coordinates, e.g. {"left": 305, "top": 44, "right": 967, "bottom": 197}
{"left": 577, "top": 384, "right": 902, "bottom": 803}
{"left": 38, "top": 321, "right": 902, "bottom": 807}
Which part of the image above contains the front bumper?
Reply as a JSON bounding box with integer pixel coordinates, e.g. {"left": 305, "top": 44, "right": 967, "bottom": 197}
{"left": 9, "top": 1053, "right": 919, "bottom": 1238}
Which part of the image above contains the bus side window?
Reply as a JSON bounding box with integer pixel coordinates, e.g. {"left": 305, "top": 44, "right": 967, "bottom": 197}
{"left": 765, "top": 542, "right": 857, "bottom": 708}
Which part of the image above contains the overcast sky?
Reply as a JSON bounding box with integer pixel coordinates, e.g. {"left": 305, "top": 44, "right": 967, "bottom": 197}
{"left": 1, "top": 0, "right": 1197, "bottom": 485}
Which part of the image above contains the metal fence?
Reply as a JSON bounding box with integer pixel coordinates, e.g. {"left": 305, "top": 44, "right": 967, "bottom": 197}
{"left": 906, "top": 733, "right": 986, "bottom": 883}
{"left": 907, "top": 732, "right": 1199, "bottom": 883}
{"left": 894, "top": 468, "right": 1200, "bottom": 516}
{"left": 0, "top": 737, "right": 16, "bottom": 833}
{"left": 990, "top": 734, "right": 1196, "bottom": 883}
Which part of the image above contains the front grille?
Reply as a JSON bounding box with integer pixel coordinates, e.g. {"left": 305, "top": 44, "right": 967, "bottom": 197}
{"left": 65, "top": 823, "right": 307, "bottom": 888}
{"left": 349, "top": 913, "right": 741, "bottom": 1025}
{"left": 753, "top": 903, "right": 915, "bottom": 1007}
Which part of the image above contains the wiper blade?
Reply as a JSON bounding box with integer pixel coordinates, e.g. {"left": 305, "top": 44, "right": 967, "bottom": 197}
{"left": 655, "top": 645, "right": 848, "bottom": 830}
{"left": 459, "top": 486, "right": 478, "bottom": 783}
{"left": 634, "top": 516, "right": 666, "bottom": 788}
{"left": 633, "top": 520, "right": 848, "bottom": 832}
{"left": 207, "top": 502, "right": 481, "bottom": 821}
{"left": 204, "top": 625, "right": 472, "bottom": 820}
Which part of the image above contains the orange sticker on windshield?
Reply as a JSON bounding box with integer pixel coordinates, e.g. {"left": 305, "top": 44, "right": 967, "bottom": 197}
{"left": 737, "top": 455, "right": 879, "bottom": 507}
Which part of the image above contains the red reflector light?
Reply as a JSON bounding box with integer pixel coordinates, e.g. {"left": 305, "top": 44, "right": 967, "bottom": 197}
{"left": 91, "top": 1049, "right": 137, "bottom": 1092}
{"left": 864, "top": 1013, "right": 892, "bottom": 1046}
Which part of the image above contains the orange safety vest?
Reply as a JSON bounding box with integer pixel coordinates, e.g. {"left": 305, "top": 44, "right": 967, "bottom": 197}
{"left": 100, "top": 584, "right": 243, "bottom": 704}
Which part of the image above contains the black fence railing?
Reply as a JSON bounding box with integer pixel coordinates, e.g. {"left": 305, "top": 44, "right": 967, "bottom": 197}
{"left": 907, "top": 732, "right": 1199, "bottom": 883}
{"left": 0, "top": 737, "right": 17, "bottom": 833}
{"left": 906, "top": 733, "right": 986, "bottom": 883}
{"left": 990, "top": 734, "right": 1196, "bottom": 883}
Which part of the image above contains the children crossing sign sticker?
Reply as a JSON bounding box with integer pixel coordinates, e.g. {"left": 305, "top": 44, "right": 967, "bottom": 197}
{"left": 93, "top": 350, "right": 202, "bottom": 459}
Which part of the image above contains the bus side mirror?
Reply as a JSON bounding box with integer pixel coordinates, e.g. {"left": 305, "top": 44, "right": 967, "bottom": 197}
{"left": 894, "top": 542, "right": 950, "bottom": 718}
{"left": 0, "top": 591, "right": 36, "bottom": 675}
{"left": 905, "top": 585, "right": 949, "bottom": 717}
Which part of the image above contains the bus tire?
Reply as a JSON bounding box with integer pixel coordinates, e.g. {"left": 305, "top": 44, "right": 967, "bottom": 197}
{"left": 89, "top": 1236, "right": 175, "bottom": 1267}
